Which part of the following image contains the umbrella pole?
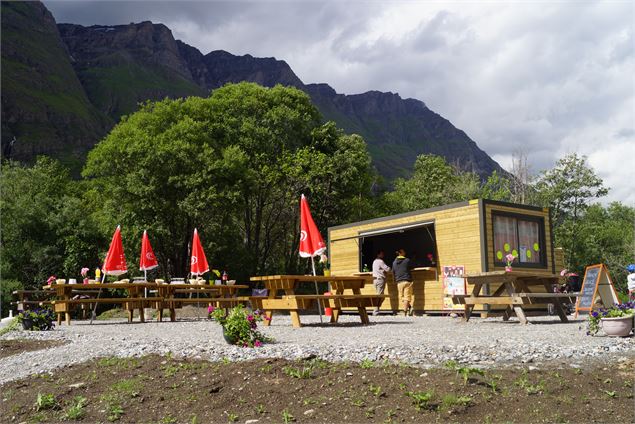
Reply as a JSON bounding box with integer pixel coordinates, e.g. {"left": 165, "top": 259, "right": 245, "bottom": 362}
{"left": 90, "top": 272, "right": 106, "bottom": 324}
{"left": 144, "top": 269, "right": 148, "bottom": 321}
{"left": 311, "top": 256, "right": 323, "bottom": 323}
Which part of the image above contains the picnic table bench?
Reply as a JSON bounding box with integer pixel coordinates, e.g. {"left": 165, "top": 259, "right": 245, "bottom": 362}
{"left": 452, "top": 271, "right": 578, "bottom": 324}
{"left": 250, "top": 275, "right": 386, "bottom": 327}
{"left": 154, "top": 283, "right": 249, "bottom": 321}
{"left": 44, "top": 283, "right": 161, "bottom": 325}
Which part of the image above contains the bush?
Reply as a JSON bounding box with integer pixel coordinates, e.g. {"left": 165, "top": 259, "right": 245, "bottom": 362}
{"left": 17, "top": 307, "right": 55, "bottom": 331}
{"left": 0, "top": 279, "right": 23, "bottom": 318}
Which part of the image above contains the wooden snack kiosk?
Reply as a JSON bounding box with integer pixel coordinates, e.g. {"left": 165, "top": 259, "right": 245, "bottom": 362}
{"left": 328, "top": 199, "right": 563, "bottom": 314}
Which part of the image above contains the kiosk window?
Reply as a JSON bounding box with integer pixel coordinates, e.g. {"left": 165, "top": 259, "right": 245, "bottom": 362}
{"left": 493, "top": 214, "right": 544, "bottom": 266}
{"left": 360, "top": 224, "right": 437, "bottom": 272}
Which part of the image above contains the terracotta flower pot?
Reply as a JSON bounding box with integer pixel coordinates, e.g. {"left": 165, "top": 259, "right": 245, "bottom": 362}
{"left": 601, "top": 316, "right": 634, "bottom": 337}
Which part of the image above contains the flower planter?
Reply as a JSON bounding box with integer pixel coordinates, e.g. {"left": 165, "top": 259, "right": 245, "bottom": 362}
{"left": 21, "top": 318, "right": 34, "bottom": 331}
{"left": 601, "top": 316, "right": 634, "bottom": 337}
{"left": 222, "top": 326, "right": 238, "bottom": 345}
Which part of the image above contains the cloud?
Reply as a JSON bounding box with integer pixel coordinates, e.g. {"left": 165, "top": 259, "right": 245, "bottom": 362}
{"left": 45, "top": 0, "right": 634, "bottom": 204}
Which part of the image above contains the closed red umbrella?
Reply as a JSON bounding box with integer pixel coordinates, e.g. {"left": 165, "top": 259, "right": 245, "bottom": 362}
{"left": 190, "top": 228, "right": 209, "bottom": 276}
{"left": 139, "top": 230, "right": 159, "bottom": 272}
{"left": 299, "top": 194, "right": 326, "bottom": 321}
{"left": 102, "top": 225, "right": 128, "bottom": 277}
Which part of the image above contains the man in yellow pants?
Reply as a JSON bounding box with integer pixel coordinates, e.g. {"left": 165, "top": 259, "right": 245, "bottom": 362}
{"left": 392, "top": 249, "right": 414, "bottom": 316}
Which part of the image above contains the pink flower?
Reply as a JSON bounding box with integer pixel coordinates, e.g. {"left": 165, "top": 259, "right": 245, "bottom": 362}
{"left": 264, "top": 316, "right": 271, "bottom": 321}
{"left": 47, "top": 276, "right": 56, "bottom": 285}
{"left": 505, "top": 253, "right": 515, "bottom": 262}
{"left": 254, "top": 340, "right": 262, "bottom": 347}
{"left": 247, "top": 315, "right": 254, "bottom": 321}
{"left": 560, "top": 269, "right": 568, "bottom": 277}
{"left": 207, "top": 305, "right": 215, "bottom": 313}
{"left": 80, "top": 267, "right": 89, "bottom": 277}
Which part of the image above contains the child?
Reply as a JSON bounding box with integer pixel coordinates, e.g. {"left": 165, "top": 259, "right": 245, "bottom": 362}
{"left": 627, "top": 264, "right": 635, "bottom": 301}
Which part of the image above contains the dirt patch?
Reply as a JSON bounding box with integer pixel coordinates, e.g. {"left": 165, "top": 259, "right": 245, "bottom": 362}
{"left": 0, "top": 339, "right": 67, "bottom": 360}
{"left": 0, "top": 355, "right": 633, "bottom": 423}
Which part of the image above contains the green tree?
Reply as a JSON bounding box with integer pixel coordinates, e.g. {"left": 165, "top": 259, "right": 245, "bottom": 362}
{"left": 83, "top": 83, "right": 374, "bottom": 279}
{"left": 533, "top": 153, "right": 609, "bottom": 272}
{"left": 0, "top": 158, "right": 103, "bottom": 289}
{"left": 534, "top": 153, "right": 608, "bottom": 226}
{"left": 480, "top": 170, "right": 513, "bottom": 202}
{"left": 571, "top": 203, "right": 635, "bottom": 292}
{"left": 385, "top": 154, "right": 459, "bottom": 213}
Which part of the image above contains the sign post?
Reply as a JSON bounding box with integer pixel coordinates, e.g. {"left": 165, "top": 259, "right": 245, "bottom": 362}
{"left": 443, "top": 265, "right": 466, "bottom": 313}
{"left": 575, "top": 264, "right": 620, "bottom": 317}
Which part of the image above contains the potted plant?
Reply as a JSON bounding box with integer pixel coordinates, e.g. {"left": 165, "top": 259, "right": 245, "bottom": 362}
{"left": 17, "top": 308, "right": 56, "bottom": 331}
{"left": 588, "top": 302, "right": 634, "bottom": 337}
{"left": 209, "top": 304, "right": 272, "bottom": 347}
{"left": 80, "top": 267, "right": 90, "bottom": 284}
{"left": 504, "top": 253, "right": 517, "bottom": 272}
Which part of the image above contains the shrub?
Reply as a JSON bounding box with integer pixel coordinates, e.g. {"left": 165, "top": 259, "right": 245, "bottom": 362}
{"left": 0, "top": 279, "right": 23, "bottom": 318}
{"left": 17, "top": 307, "right": 55, "bottom": 331}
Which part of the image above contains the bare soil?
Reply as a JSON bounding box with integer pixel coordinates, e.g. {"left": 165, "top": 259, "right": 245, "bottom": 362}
{"left": 0, "top": 355, "right": 633, "bottom": 423}
{"left": 0, "top": 340, "right": 67, "bottom": 360}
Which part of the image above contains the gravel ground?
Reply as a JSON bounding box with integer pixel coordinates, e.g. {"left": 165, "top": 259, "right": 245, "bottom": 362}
{"left": 1, "top": 313, "right": 634, "bottom": 384}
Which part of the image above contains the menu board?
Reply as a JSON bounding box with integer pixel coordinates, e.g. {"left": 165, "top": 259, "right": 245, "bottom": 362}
{"left": 575, "top": 264, "right": 619, "bottom": 315}
{"left": 443, "top": 265, "right": 466, "bottom": 311}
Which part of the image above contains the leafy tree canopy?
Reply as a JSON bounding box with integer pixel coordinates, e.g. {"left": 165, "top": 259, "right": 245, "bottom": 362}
{"left": 83, "top": 82, "right": 374, "bottom": 279}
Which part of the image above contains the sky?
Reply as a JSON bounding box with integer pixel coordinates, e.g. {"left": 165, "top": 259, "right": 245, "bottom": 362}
{"left": 45, "top": 0, "right": 635, "bottom": 205}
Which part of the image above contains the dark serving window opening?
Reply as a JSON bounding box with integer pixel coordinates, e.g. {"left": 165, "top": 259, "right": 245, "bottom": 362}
{"left": 360, "top": 224, "right": 437, "bottom": 272}
{"left": 492, "top": 212, "right": 546, "bottom": 267}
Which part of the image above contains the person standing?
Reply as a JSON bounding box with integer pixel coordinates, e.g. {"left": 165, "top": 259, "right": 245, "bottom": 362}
{"left": 627, "top": 264, "right": 635, "bottom": 301}
{"left": 372, "top": 250, "right": 390, "bottom": 316}
{"left": 393, "top": 248, "right": 414, "bottom": 316}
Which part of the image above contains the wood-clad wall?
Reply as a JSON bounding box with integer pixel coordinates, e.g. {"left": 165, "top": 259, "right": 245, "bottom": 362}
{"left": 329, "top": 203, "right": 482, "bottom": 312}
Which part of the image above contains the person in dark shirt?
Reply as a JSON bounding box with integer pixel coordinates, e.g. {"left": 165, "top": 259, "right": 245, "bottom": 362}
{"left": 392, "top": 248, "right": 414, "bottom": 316}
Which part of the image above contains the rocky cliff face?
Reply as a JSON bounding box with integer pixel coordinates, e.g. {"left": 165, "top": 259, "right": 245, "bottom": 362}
{"left": 57, "top": 21, "right": 205, "bottom": 120}
{"left": 2, "top": 1, "right": 503, "bottom": 179}
{"left": 305, "top": 84, "right": 500, "bottom": 179}
{"left": 0, "top": 1, "right": 110, "bottom": 168}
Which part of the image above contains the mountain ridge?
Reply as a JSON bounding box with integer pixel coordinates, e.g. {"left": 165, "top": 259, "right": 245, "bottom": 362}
{"left": 1, "top": 1, "right": 503, "bottom": 180}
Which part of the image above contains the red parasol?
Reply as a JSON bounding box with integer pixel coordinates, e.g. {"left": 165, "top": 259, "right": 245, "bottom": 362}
{"left": 190, "top": 228, "right": 209, "bottom": 276}
{"left": 139, "top": 230, "right": 159, "bottom": 271}
{"left": 299, "top": 194, "right": 326, "bottom": 258}
{"left": 299, "top": 194, "right": 326, "bottom": 322}
{"left": 102, "top": 225, "right": 128, "bottom": 276}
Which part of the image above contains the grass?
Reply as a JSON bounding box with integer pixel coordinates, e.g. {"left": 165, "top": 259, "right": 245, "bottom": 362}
{"left": 0, "top": 317, "right": 20, "bottom": 336}
{"left": 441, "top": 394, "right": 472, "bottom": 409}
{"left": 282, "top": 365, "right": 313, "bottom": 379}
{"left": 360, "top": 359, "right": 375, "bottom": 369}
{"left": 281, "top": 409, "right": 295, "bottom": 423}
{"left": 369, "top": 384, "right": 383, "bottom": 397}
{"left": 405, "top": 390, "right": 434, "bottom": 411}
{"left": 35, "top": 393, "right": 56, "bottom": 412}
{"left": 62, "top": 396, "right": 87, "bottom": 420}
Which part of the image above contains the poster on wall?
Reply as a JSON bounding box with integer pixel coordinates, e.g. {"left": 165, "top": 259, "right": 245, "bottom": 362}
{"left": 442, "top": 265, "right": 466, "bottom": 311}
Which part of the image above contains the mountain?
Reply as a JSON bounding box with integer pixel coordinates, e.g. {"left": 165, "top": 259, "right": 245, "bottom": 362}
{"left": 0, "top": 1, "right": 111, "bottom": 169}
{"left": 57, "top": 22, "right": 206, "bottom": 121}
{"left": 1, "top": 1, "right": 504, "bottom": 180}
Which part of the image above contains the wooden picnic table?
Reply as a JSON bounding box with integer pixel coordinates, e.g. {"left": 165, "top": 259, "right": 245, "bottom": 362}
{"left": 43, "top": 283, "right": 161, "bottom": 325}
{"left": 250, "top": 275, "right": 385, "bottom": 328}
{"left": 153, "top": 283, "right": 249, "bottom": 321}
{"left": 453, "top": 271, "right": 576, "bottom": 324}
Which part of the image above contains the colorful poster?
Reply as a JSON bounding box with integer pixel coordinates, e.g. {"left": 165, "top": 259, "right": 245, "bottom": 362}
{"left": 442, "top": 265, "right": 466, "bottom": 311}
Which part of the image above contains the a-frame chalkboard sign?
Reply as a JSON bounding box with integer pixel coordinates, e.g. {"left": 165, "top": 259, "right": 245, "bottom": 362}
{"left": 575, "top": 264, "right": 620, "bottom": 316}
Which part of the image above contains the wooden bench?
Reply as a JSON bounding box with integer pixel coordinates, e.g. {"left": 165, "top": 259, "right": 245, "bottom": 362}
{"left": 261, "top": 294, "right": 387, "bottom": 326}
